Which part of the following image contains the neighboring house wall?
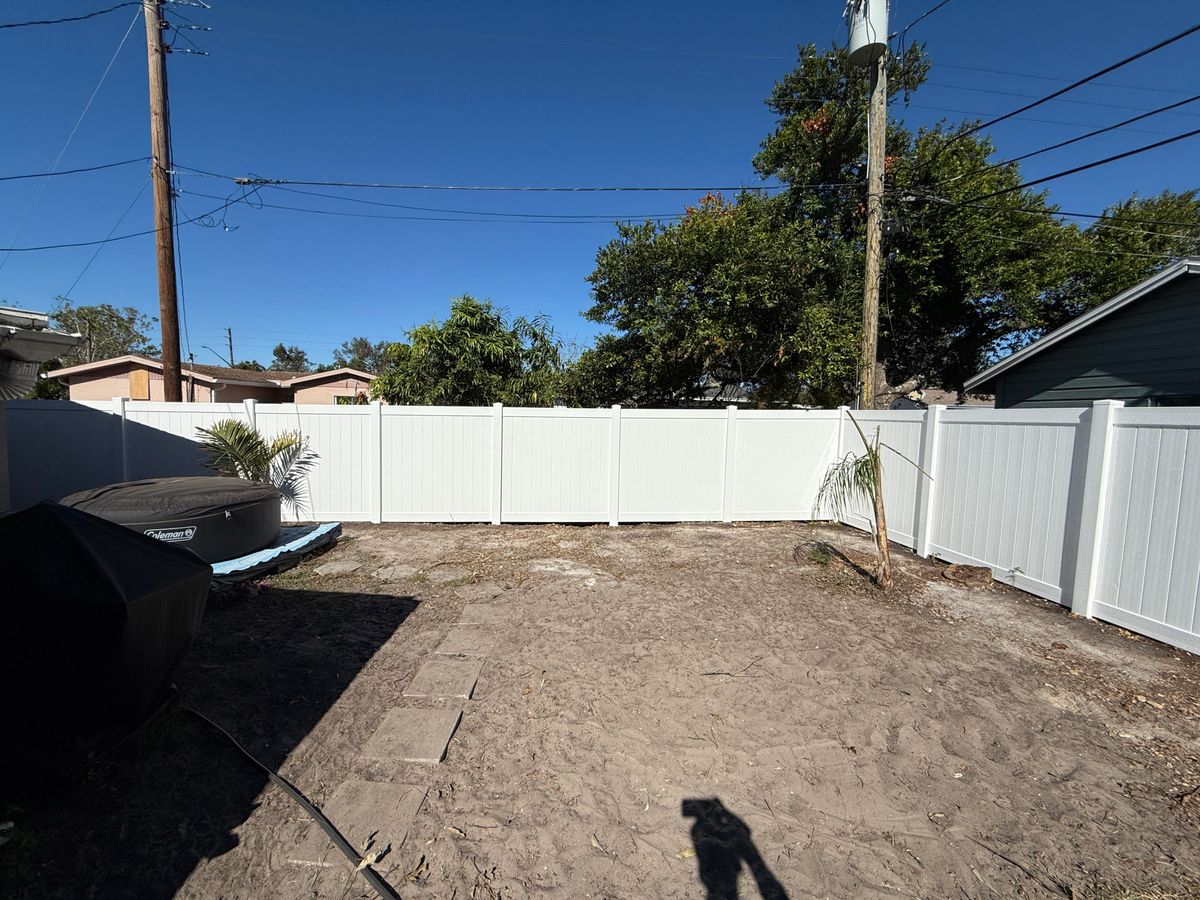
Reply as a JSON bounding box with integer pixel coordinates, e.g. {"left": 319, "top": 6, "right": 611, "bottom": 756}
{"left": 995, "top": 275, "right": 1200, "bottom": 408}
{"left": 213, "top": 383, "right": 286, "bottom": 403}
{"left": 65, "top": 363, "right": 213, "bottom": 402}
{"left": 292, "top": 374, "right": 373, "bottom": 404}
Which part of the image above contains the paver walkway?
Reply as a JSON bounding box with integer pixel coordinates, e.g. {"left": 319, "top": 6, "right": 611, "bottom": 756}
{"left": 286, "top": 597, "right": 510, "bottom": 880}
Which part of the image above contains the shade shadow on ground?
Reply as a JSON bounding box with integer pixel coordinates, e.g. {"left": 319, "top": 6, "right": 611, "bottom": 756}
{"left": 683, "top": 798, "right": 790, "bottom": 900}
{"left": 0, "top": 587, "right": 416, "bottom": 900}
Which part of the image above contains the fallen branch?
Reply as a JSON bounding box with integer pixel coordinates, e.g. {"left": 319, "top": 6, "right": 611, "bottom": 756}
{"left": 968, "top": 836, "right": 1070, "bottom": 897}
{"left": 700, "top": 656, "right": 763, "bottom": 678}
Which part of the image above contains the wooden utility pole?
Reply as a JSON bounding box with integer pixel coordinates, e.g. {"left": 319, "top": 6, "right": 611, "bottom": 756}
{"left": 858, "top": 49, "right": 887, "bottom": 410}
{"left": 143, "top": 0, "right": 182, "bottom": 401}
{"left": 226, "top": 326, "right": 235, "bottom": 368}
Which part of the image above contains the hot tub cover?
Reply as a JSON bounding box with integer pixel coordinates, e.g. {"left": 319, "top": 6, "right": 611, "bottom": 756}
{"left": 61, "top": 476, "right": 281, "bottom": 563}
{"left": 0, "top": 502, "right": 212, "bottom": 798}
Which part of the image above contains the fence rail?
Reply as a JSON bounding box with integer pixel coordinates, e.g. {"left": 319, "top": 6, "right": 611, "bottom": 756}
{"left": 2, "top": 398, "right": 1197, "bottom": 654}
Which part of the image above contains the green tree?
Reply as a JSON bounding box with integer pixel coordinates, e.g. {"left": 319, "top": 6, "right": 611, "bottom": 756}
{"left": 26, "top": 299, "right": 158, "bottom": 399}
{"left": 754, "top": 43, "right": 1081, "bottom": 397}
{"left": 371, "top": 295, "right": 563, "bottom": 406}
{"left": 576, "top": 192, "right": 855, "bottom": 407}
{"left": 270, "top": 343, "right": 312, "bottom": 373}
{"left": 233, "top": 359, "right": 266, "bottom": 372}
{"left": 579, "top": 44, "right": 1084, "bottom": 407}
{"left": 49, "top": 299, "right": 158, "bottom": 365}
{"left": 333, "top": 336, "right": 390, "bottom": 374}
{"left": 1042, "top": 190, "right": 1200, "bottom": 331}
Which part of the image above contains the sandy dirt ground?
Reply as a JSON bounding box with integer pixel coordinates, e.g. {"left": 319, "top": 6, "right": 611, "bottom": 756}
{"left": 3, "top": 522, "right": 1198, "bottom": 900}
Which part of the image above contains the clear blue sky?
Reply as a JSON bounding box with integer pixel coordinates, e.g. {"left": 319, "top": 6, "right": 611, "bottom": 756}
{"left": 1, "top": 1, "right": 1197, "bottom": 367}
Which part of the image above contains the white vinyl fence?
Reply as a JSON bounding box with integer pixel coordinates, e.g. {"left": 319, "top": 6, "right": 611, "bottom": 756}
{"left": 1, "top": 398, "right": 1198, "bottom": 654}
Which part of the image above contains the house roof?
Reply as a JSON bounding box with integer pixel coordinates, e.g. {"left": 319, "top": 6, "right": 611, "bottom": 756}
{"left": 281, "top": 367, "right": 375, "bottom": 387}
{"left": 46, "top": 354, "right": 301, "bottom": 388}
{"left": 45, "top": 355, "right": 377, "bottom": 389}
{"left": 964, "top": 257, "right": 1200, "bottom": 393}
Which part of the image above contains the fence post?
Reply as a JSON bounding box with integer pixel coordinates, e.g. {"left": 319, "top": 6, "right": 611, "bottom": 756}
{"left": 243, "top": 398, "right": 257, "bottom": 430}
{"left": 722, "top": 405, "right": 738, "bottom": 523}
{"left": 835, "top": 405, "right": 849, "bottom": 461}
{"left": 608, "top": 404, "right": 622, "bottom": 527}
{"left": 914, "top": 404, "right": 944, "bottom": 557}
{"left": 370, "top": 400, "right": 383, "bottom": 524}
{"left": 113, "top": 396, "right": 130, "bottom": 481}
{"left": 1068, "top": 399, "right": 1123, "bottom": 618}
{"left": 491, "top": 403, "right": 503, "bottom": 526}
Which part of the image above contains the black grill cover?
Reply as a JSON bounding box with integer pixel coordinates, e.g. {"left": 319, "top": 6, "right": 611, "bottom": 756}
{"left": 0, "top": 502, "right": 211, "bottom": 799}
{"left": 61, "top": 476, "right": 282, "bottom": 563}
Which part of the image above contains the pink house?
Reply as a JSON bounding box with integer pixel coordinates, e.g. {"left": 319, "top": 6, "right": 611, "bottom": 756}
{"left": 46, "top": 355, "right": 377, "bottom": 404}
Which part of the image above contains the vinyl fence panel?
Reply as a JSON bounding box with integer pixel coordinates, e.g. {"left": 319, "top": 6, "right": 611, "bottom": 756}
{"left": 617, "top": 410, "right": 728, "bottom": 521}
{"left": 1, "top": 401, "right": 123, "bottom": 509}
{"left": 256, "top": 404, "right": 376, "bottom": 522}
{"left": 380, "top": 406, "right": 494, "bottom": 523}
{"left": 122, "top": 401, "right": 247, "bottom": 480}
{"left": 730, "top": 410, "right": 839, "bottom": 521}
{"left": 1095, "top": 407, "right": 1200, "bottom": 653}
{"left": 928, "top": 408, "right": 1086, "bottom": 602}
{"left": 836, "top": 410, "right": 925, "bottom": 548}
{"left": 502, "top": 407, "right": 611, "bottom": 522}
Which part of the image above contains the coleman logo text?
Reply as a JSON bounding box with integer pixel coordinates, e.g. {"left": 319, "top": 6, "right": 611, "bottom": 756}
{"left": 144, "top": 526, "right": 197, "bottom": 543}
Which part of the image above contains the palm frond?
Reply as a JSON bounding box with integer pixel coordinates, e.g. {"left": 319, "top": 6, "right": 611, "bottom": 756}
{"left": 268, "top": 436, "right": 319, "bottom": 516}
{"left": 815, "top": 450, "right": 879, "bottom": 522}
{"left": 196, "top": 419, "right": 320, "bottom": 516}
{"left": 196, "top": 419, "right": 270, "bottom": 481}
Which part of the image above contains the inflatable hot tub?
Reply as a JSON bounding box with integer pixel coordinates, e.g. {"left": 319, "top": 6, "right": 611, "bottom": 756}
{"left": 61, "top": 476, "right": 281, "bottom": 563}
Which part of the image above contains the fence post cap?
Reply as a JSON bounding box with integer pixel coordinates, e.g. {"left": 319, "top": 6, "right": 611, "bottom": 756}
{"left": 1093, "top": 399, "right": 1125, "bottom": 407}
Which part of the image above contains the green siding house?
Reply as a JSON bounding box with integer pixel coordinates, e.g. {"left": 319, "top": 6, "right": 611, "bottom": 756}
{"left": 966, "top": 257, "right": 1200, "bottom": 408}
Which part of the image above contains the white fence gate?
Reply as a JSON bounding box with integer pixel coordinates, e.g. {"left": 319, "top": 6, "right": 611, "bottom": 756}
{"left": 1, "top": 398, "right": 1197, "bottom": 654}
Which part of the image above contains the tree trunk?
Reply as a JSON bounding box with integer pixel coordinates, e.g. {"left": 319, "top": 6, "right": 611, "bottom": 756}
{"left": 872, "top": 452, "right": 893, "bottom": 589}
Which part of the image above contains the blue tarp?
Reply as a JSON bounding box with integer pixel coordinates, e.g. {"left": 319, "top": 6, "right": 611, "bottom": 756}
{"left": 211, "top": 522, "right": 341, "bottom": 583}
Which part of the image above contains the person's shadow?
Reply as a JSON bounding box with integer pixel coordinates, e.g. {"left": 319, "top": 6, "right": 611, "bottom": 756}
{"left": 682, "top": 798, "right": 790, "bottom": 900}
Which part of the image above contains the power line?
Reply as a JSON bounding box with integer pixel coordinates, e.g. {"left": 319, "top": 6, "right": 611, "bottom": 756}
{"left": 943, "top": 94, "right": 1200, "bottom": 185}
{"left": 907, "top": 190, "right": 1200, "bottom": 230}
{"left": 960, "top": 126, "right": 1200, "bottom": 205}
{"left": 940, "top": 22, "right": 1200, "bottom": 148}
{"left": 979, "top": 230, "right": 1191, "bottom": 260}
{"left": 0, "top": 6, "right": 142, "bottom": 273}
{"left": 923, "top": 81, "right": 1200, "bottom": 119}
{"left": 0, "top": 196, "right": 246, "bottom": 253}
{"left": 63, "top": 177, "right": 151, "bottom": 298}
{"left": 893, "top": 0, "right": 956, "bottom": 40}
{"left": 270, "top": 185, "right": 690, "bottom": 220}
{"left": 411, "top": 26, "right": 791, "bottom": 62}
{"left": 935, "top": 62, "right": 1196, "bottom": 98}
{"left": 181, "top": 188, "right": 689, "bottom": 225}
{"left": 908, "top": 103, "right": 1176, "bottom": 135}
{"left": 0, "top": 156, "right": 150, "bottom": 183}
{"left": 0, "top": 1, "right": 140, "bottom": 30}
{"left": 174, "top": 165, "right": 792, "bottom": 193}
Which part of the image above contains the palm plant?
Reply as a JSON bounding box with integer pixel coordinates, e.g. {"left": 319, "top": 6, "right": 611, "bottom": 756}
{"left": 196, "top": 419, "right": 318, "bottom": 516}
{"left": 816, "top": 412, "right": 926, "bottom": 590}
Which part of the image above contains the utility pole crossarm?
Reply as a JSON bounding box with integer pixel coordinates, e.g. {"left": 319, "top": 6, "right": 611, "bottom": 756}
{"left": 143, "top": 0, "right": 182, "bottom": 401}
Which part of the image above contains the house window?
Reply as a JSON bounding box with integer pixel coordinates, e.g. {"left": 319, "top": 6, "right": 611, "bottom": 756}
{"left": 335, "top": 395, "right": 355, "bottom": 405}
